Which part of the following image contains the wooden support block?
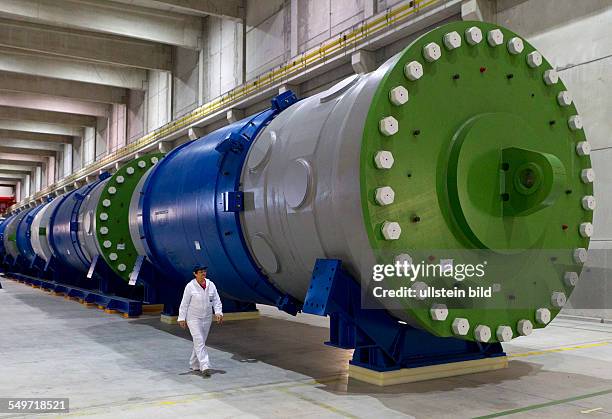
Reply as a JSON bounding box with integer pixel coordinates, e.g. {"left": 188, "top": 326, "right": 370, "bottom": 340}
{"left": 52, "top": 292, "right": 65, "bottom": 296}
{"left": 160, "top": 314, "right": 178, "bottom": 324}
{"left": 348, "top": 356, "right": 509, "bottom": 386}
{"left": 142, "top": 304, "right": 164, "bottom": 315}
{"left": 97, "top": 305, "right": 105, "bottom": 309}
{"left": 82, "top": 302, "right": 96, "bottom": 308}
{"left": 104, "top": 309, "right": 119, "bottom": 314}
{"left": 121, "top": 313, "right": 140, "bottom": 319}
{"left": 223, "top": 311, "right": 260, "bottom": 321}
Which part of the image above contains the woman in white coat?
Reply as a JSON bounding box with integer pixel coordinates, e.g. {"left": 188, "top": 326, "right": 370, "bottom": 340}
{"left": 178, "top": 266, "right": 223, "bottom": 377}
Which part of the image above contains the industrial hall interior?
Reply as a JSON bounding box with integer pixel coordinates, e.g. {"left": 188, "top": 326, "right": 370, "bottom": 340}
{"left": 1, "top": 0, "right": 612, "bottom": 418}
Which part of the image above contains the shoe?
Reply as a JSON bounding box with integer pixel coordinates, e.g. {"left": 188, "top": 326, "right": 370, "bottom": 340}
{"left": 201, "top": 369, "right": 211, "bottom": 377}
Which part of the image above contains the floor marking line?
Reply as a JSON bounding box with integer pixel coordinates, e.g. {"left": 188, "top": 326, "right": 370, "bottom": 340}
{"left": 473, "top": 388, "right": 612, "bottom": 419}
{"left": 581, "top": 407, "right": 604, "bottom": 414}
{"left": 508, "top": 341, "right": 611, "bottom": 358}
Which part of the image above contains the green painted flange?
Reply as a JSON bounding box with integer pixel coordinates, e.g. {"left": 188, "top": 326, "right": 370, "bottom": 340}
{"left": 361, "top": 22, "right": 593, "bottom": 343}
{"left": 95, "top": 153, "right": 164, "bottom": 282}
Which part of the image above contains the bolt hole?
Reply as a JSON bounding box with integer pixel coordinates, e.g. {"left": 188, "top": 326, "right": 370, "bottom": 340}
{"left": 407, "top": 172, "right": 412, "bottom": 178}
{"left": 549, "top": 120, "right": 556, "bottom": 126}
{"left": 479, "top": 66, "right": 486, "bottom": 73}
{"left": 562, "top": 224, "right": 568, "bottom": 230}
{"left": 501, "top": 193, "right": 510, "bottom": 202}
{"left": 565, "top": 189, "right": 573, "bottom": 195}
{"left": 530, "top": 93, "right": 535, "bottom": 98}
{"left": 413, "top": 129, "right": 421, "bottom": 136}
{"left": 506, "top": 73, "right": 514, "bottom": 80}
{"left": 452, "top": 74, "right": 460, "bottom": 80}
{"left": 412, "top": 216, "right": 421, "bottom": 223}
{"left": 501, "top": 162, "right": 510, "bottom": 171}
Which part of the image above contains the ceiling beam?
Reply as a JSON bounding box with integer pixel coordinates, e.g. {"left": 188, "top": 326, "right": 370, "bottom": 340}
{"left": 0, "top": 173, "right": 26, "bottom": 179}
{"left": 0, "top": 159, "right": 44, "bottom": 167}
{"left": 0, "top": 138, "right": 63, "bottom": 152}
{"left": 0, "top": 0, "right": 202, "bottom": 49}
{"left": 109, "top": 0, "right": 243, "bottom": 20}
{"left": 0, "top": 71, "right": 127, "bottom": 104}
{"left": 0, "top": 18, "right": 172, "bottom": 71}
{"left": 0, "top": 164, "right": 35, "bottom": 172}
{"left": 0, "top": 106, "right": 97, "bottom": 127}
{"left": 0, "top": 47, "right": 147, "bottom": 90}
{"left": 0, "top": 128, "right": 73, "bottom": 144}
{"left": 0, "top": 168, "right": 31, "bottom": 176}
{"left": 0, "top": 120, "right": 82, "bottom": 137}
{"left": 0, "top": 146, "right": 57, "bottom": 157}
{"left": 0, "top": 91, "right": 110, "bottom": 118}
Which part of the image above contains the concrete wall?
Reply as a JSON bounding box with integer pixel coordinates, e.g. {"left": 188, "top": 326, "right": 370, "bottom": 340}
{"left": 494, "top": 0, "right": 612, "bottom": 319}
{"left": 146, "top": 70, "right": 172, "bottom": 132}
{"left": 0, "top": 186, "right": 13, "bottom": 196}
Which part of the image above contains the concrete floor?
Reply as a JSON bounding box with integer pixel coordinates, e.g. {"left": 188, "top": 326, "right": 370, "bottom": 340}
{"left": 1, "top": 278, "right": 612, "bottom": 418}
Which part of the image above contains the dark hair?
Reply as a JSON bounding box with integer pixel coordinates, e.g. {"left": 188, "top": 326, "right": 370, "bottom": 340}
{"left": 193, "top": 265, "right": 208, "bottom": 273}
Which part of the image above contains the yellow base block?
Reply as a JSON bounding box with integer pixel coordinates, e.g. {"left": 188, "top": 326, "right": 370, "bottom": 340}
{"left": 348, "top": 356, "right": 509, "bottom": 386}
{"left": 121, "top": 312, "right": 139, "bottom": 319}
{"left": 82, "top": 302, "right": 97, "bottom": 308}
{"left": 160, "top": 314, "right": 178, "bottom": 324}
{"left": 142, "top": 304, "right": 164, "bottom": 315}
{"left": 223, "top": 311, "right": 260, "bottom": 321}
{"left": 104, "top": 309, "right": 118, "bottom": 314}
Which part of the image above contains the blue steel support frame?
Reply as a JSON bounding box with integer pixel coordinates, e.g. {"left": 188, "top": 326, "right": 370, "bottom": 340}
{"left": 303, "top": 259, "right": 505, "bottom": 372}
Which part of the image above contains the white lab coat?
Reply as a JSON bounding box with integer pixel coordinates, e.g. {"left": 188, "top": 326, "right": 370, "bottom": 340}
{"left": 178, "top": 278, "right": 223, "bottom": 371}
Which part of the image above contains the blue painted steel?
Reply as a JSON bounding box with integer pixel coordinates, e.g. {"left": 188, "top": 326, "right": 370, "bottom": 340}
{"left": 15, "top": 203, "right": 46, "bottom": 264}
{"left": 138, "top": 91, "right": 298, "bottom": 306}
{"left": 49, "top": 174, "right": 109, "bottom": 274}
{"left": 0, "top": 212, "right": 18, "bottom": 257}
{"left": 303, "top": 259, "right": 505, "bottom": 371}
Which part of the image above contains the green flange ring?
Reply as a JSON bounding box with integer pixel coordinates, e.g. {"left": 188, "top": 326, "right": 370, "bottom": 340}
{"left": 361, "top": 21, "right": 593, "bottom": 342}
{"left": 95, "top": 153, "right": 164, "bottom": 282}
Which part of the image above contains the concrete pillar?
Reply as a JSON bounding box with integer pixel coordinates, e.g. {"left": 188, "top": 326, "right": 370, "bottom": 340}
{"left": 34, "top": 166, "right": 42, "bottom": 193}
{"left": 24, "top": 174, "right": 31, "bottom": 198}
{"left": 461, "top": 0, "right": 483, "bottom": 21}
{"left": 364, "top": 0, "right": 376, "bottom": 18}
{"left": 352, "top": 50, "right": 376, "bottom": 74}
{"left": 15, "top": 181, "right": 20, "bottom": 202}
{"left": 290, "top": 0, "right": 298, "bottom": 57}
{"left": 226, "top": 108, "right": 244, "bottom": 124}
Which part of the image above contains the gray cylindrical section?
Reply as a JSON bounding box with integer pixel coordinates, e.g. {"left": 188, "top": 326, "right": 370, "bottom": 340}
{"left": 128, "top": 167, "right": 154, "bottom": 260}
{"left": 77, "top": 179, "right": 109, "bottom": 263}
{"left": 3, "top": 211, "right": 27, "bottom": 259}
{"left": 30, "top": 196, "right": 62, "bottom": 262}
{"left": 240, "top": 57, "right": 397, "bottom": 303}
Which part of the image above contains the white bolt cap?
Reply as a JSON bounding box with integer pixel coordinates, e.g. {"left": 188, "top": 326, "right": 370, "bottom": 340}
{"left": 389, "top": 86, "right": 409, "bottom": 106}
{"left": 582, "top": 195, "right": 596, "bottom": 210}
{"left": 568, "top": 115, "right": 583, "bottom": 131}
{"left": 118, "top": 263, "right": 127, "bottom": 271}
{"left": 116, "top": 175, "right": 125, "bottom": 184}
{"left": 443, "top": 31, "right": 462, "bottom": 50}
{"left": 99, "top": 212, "right": 109, "bottom": 221}
{"left": 99, "top": 226, "right": 109, "bottom": 235}
{"left": 411, "top": 281, "right": 428, "bottom": 300}
{"left": 557, "top": 91, "right": 573, "bottom": 107}
{"left": 474, "top": 325, "right": 491, "bottom": 342}
{"left": 404, "top": 61, "right": 423, "bottom": 81}
{"left": 452, "top": 318, "right": 470, "bottom": 336}
{"left": 564, "top": 272, "right": 579, "bottom": 287}
{"left": 574, "top": 248, "right": 588, "bottom": 264}
{"left": 138, "top": 160, "right": 146, "bottom": 168}
{"left": 379, "top": 116, "right": 399, "bottom": 136}
{"left": 102, "top": 199, "right": 111, "bottom": 207}
{"left": 381, "top": 221, "right": 401, "bottom": 240}
{"left": 543, "top": 69, "right": 559, "bottom": 85}
{"left": 496, "top": 325, "right": 513, "bottom": 342}
{"left": 108, "top": 186, "right": 117, "bottom": 195}
{"left": 375, "top": 186, "right": 395, "bottom": 206}
{"left": 374, "top": 151, "right": 394, "bottom": 169}
{"left": 126, "top": 167, "right": 135, "bottom": 175}
{"left": 103, "top": 240, "right": 112, "bottom": 249}
{"left": 580, "top": 168, "right": 595, "bottom": 184}
{"left": 579, "top": 222, "right": 593, "bottom": 237}
{"left": 536, "top": 308, "right": 551, "bottom": 325}
{"left": 487, "top": 29, "right": 504, "bottom": 46}
{"left": 526, "top": 51, "right": 543, "bottom": 68}
{"left": 151, "top": 157, "right": 159, "bottom": 164}
{"left": 109, "top": 252, "right": 118, "bottom": 261}
{"left": 551, "top": 291, "right": 567, "bottom": 308}
{"left": 517, "top": 319, "right": 533, "bottom": 336}
{"left": 394, "top": 253, "right": 413, "bottom": 272}
{"left": 507, "top": 37, "right": 524, "bottom": 54}
{"left": 576, "top": 141, "right": 591, "bottom": 156}
{"left": 430, "top": 304, "right": 448, "bottom": 321}
{"left": 465, "top": 26, "right": 483, "bottom": 45}
{"left": 423, "top": 42, "right": 441, "bottom": 62}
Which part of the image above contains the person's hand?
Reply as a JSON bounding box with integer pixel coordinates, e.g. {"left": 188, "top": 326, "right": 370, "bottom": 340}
{"left": 178, "top": 320, "right": 186, "bottom": 329}
{"left": 215, "top": 314, "right": 223, "bottom": 324}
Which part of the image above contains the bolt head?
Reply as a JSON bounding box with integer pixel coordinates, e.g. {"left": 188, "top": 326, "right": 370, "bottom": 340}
{"left": 108, "top": 186, "right": 117, "bottom": 195}
{"left": 138, "top": 160, "right": 146, "bottom": 168}
{"left": 151, "top": 157, "right": 159, "bottom": 164}
{"left": 411, "top": 281, "right": 427, "bottom": 300}
{"left": 543, "top": 69, "right": 559, "bottom": 85}
{"left": 99, "top": 227, "right": 108, "bottom": 235}
{"left": 576, "top": 141, "right": 591, "bottom": 156}
{"left": 551, "top": 291, "right": 567, "bottom": 308}
{"left": 574, "top": 248, "right": 588, "bottom": 264}
{"left": 474, "top": 325, "right": 491, "bottom": 342}
{"left": 517, "top": 319, "right": 533, "bottom": 336}
{"left": 443, "top": 31, "right": 462, "bottom": 50}
{"left": 126, "top": 167, "right": 135, "bottom": 175}
{"left": 581, "top": 168, "right": 595, "bottom": 184}
{"left": 379, "top": 116, "right": 399, "bottom": 136}
{"left": 103, "top": 240, "right": 112, "bottom": 249}
{"left": 579, "top": 222, "right": 593, "bottom": 238}
{"left": 536, "top": 308, "right": 551, "bottom": 325}
{"left": 452, "top": 318, "right": 470, "bottom": 336}
{"left": 496, "top": 325, "right": 513, "bottom": 342}
{"left": 507, "top": 37, "right": 524, "bottom": 54}
{"left": 582, "top": 195, "right": 596, "bottom": 211}
{"left": 375, "top": 186, "right": 395, "bottom": 206}
{"left": 430, "top": 304, "right": 448, "bottom": 321}
{"left": 99, "top": 212, "right": 109, "bottom": 221}
{"left": 394, "top": 253, "right": 413, "bottom": 272}
{"left": 422, "top": 42, "right": 441, "bottom": 62}
{"left": 568, "top": 115, "right": 583, "bottom": 131}
{"left": 526, "top": 51, "right": 543, "bottom": 68}
{"left": 564, "top": 272, "right": 579, "bottom": 287}
{"left": 557, "top": 91, "right": 573, "bottom": 107}
{"left": 389, "top": 86, "right": 409, "bottom": 106}
{"left": 102, "top": 199, "right": 111, "bottom": 207}
{"left": 116, "top": 175, "right": 125, "bottom": 184}
{"left": 465, "top": 26, "right": 482, "bottom": 45}
{"left": 404, "top": 61, "right": 423, "bottom": 81}
{"left": 118, "top": 264, "right": 127, "bottom": 271}
{"left": 109, "top": 252, "right": 118, "bottom": 261}
{"left": 381, "top": 221, "right": 401, "bottom": 240}
{"left": 487, "top": 29, "right": 504, "bottom": 46}
{"left": 374, "top": 150, "right": 394, "bottom": 169}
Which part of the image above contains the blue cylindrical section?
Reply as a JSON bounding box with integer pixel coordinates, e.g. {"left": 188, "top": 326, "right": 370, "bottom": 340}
{"left": 16, "top": 203, "right": 45, "bottom": 264}
{"left": 0, "top": 213, "right": 18, "bottom": 257}
{"left": 138, "top": 97, "right": 296, "bottom": 305}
